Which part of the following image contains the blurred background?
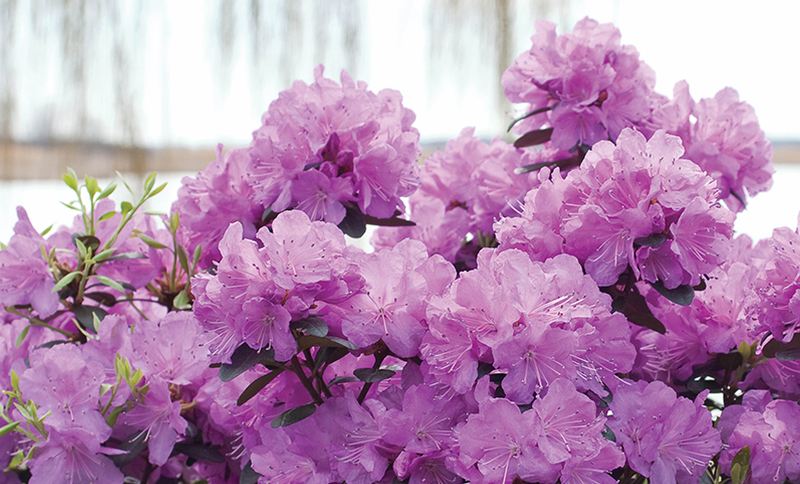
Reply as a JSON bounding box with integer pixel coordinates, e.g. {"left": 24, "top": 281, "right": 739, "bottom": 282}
{"left": 1, "top": 0, "right": 799, "bottom": 241}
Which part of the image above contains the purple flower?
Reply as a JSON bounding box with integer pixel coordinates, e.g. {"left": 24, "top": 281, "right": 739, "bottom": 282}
{"left": 121, "top": 376, "right": 187, "bottom": 466}
{"left": 502, "top": 17, "right": 659, "bottom": 150}
{"left": 250, "top": 65, "right": 421, "bottom": 220}
{"left": 608, "top": 380, "right": 720, "bottom": 484}
{"left": 0, "top": 207, "right": 58, "bottom": 317}
{"left": 29, "top": 429, "right": 124, "bottom": 484}
{"left": 457, "top": 397, "right": 560, "bottom": 484}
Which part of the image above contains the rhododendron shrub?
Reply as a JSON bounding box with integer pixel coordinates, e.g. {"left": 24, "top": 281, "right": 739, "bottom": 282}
{"left": 0, "top": 15, "right": 794, "bottom": 484}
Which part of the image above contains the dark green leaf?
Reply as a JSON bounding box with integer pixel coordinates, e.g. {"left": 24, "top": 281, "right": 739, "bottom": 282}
{"left": 93, "top": 275, "right": 127, "bottom": 293}
{"left": 693, "top": 278, "right": 707, "bottom": 291}
{"left": 353, "top": 367, "right": 395, "bottom": 383}
{"left": 329, "top": 375, "right": 359, "bottom": 385}
{"left": 219, "top": 344, "right": 274, "bottom": 382}
{"left": 513, "top": 128, "right": 553, "bottom": 148}
{"left": 477, "top": 362, "right": 494, "bottom": 380}
{"left": 762, "top": 333, "right": 800, "bottom": 359}
{"left": 35, "top": 340, "right": 70, "bottom": 350}
{"left": 650, "top": 280, "right": 694, "bottom": 306}
{"left": 297, "top": 334, "right": 357, "bottom": 351}
{"left": 612, "top": 288, "right": 666, "bottom": 334}
{"left": 291, "top": 316, "right": 328, "bottom": 337}
{"left": 237, "top": 368, "right": 285, "bottom": 406}
{"left": 634, "top": 233, "right": 668, "bottom": 248}
{"left": 271, "top": 403, "right": 317, "bottom": 428}
{"left": 363, "top": 215, "right": 416, "bottom": 227}
{"left": 338, "top": 205, "right": 367, "bottom": 238}
{"left": 507, "top": 105, "right": 553, "bottom": 132}
{"left": 110, "top": 431, "right": 148, "bottom": 467}
{"left": 177, "top": 245, "right": 191, "bottom": 275}
{"left": 699, "top": 469, "right": 715, "bottom": 484}
{"left": 79, "top": 293, "right": 109, "bottom": 316}
{"left": 731, "top": 445, "right": 751, "bottom": 484}
{"left": 514, "top": 154, "right": 582, "bottom": 174}
{"left": 72, "top": 234, "right": 101, "bottom": 253}
{"left": 314, "top": 346, "right": 349, "bottom": 371}
{"left": 240, "top": 460, "right": 261, "bottom": 484}
{"left": 173, "top": 442, "right": 225, "bottom": 464}
{"left": 72, "top": 305, "right": 108, "bottom": 333}
{"left": 776, "top": 349, "right": 800, "bottom": 361}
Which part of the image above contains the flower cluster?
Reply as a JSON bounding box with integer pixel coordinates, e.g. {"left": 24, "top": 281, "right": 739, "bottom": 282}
{"left": 0, "top": 15, "right": 792, "bottom": 484}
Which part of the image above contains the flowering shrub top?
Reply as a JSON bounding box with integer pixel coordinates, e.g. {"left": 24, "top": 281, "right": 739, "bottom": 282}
{"left": 0, "top": 15, "right": 795, "bottom": 484}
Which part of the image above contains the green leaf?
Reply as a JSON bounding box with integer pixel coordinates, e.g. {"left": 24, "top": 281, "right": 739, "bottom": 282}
{"left": 353, "top": 367, "right": 396, "bottom": 383}
{"left": 40, "top": 224, "right": 54, "bottom": 236}
{"left": 85, "top": 175, "right": 99, "bottom": 198}
{"left": 601, "top": 425, "right": 616, "bottom": 442}
{"left": 135, "top": 232, "right": 168, "bottom": 249}
{"left": 120, "top": 201, "right": 133, "bottom": 216}
{"left": 93, "top": 275, "right": 127, "bottom": 293}
{"left": 328, "top": 375, "right": 359, "bottom": 385}
{"left": 513, "top": 127, "right": 554, "bottom": 149}
{"left": 144, "top": 172, "right": 157, "bottom": 194}
{"left": 52, "top": 271, "right": 81, "bottom": 293}
{"left": 0, "top": 421, "right": 20, "bottom": 437}
{"left": 104, "top": 251, "right": 148, "bottom": 261}
{"left": 97, "top": 211, "right": 117, "bottom": 222}
{"left": 193, "top": 244, "right": 202, "bottom": 267}
{"left": 270, "top": 403, "right": 316, "bottom": 428}
{"left": 650, "top": 280, "right": 694, "bottom": 306}
{"left": 237, "top": 368, "right": 285, "bottom": 406}
{"left": 219, "top": 344, "right": 271, "bottom": 382}
{"left": 762, "top": 333, "right": 800, "bottom": 359}
{"left": 338, "top": 205, "right": 367, "bottom": 238}
{"left": 105, "top": 405, "right": 124, "bottom": 427}
{"left": 62, "top": 173, "right": 78, "bottom": 191}
{"left": 610, "top": 286, "right": 667, "bottom": 334}
{"left": 177, "top": 245, "right": 191, "bottom": 274}
{"left": 172, "top": 289, "right": 191, "bottom": 310}
{"left": 60, "top": 201, "right": 82, "bottom": 211}
{"left": 776, "top": 349, "right": 800, "bottom": 361}
{"left": 173, "top": 442, "right": 226, "bottom": 464}
{"left": 290, "top": 316, "right": 328, "bottom": 337}
{"left": 14, "top": 325, "right": 30, "bottom": 347}
{"left": 97, "top": 182, "right": 117, "bottom": 200}
{"left": 148, "top": 182, "right": 167, "bottom": 199}
{"left": 730, "top": 445, "right": 751, "bottom": 484}
{"left": 363, "top": 215, "right": 416, "bottom": 227}
{"left": 169, "top": 211, "right": 180, "bottom": 233}
{"left": 72, "top": 234, "right": 101, "bottom": 253}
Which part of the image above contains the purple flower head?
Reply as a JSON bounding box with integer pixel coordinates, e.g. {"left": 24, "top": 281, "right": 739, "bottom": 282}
{"left": 121, "top": 375, "right": 187, "bottom": 466}
{"left": 503, "top": 17, "right": 659, "bottom": 150}
{"left": 651, "top": 82, "right": 774, "bottom": 212}
{"left": 173, "top": 144, "right": 263, "bottom": 268}
{"left": 457, "top": 397, "right": 560, "bottom": 484}
{"left": 752, "top": 224, "right": 800, "bottom": 341}
{"left": 250, "top": 65, "right": 421, "bottom": 220}
{"left": 0, "top": 207, "right": 58, "bottom": 317}
{"left": 608, "top": 380, "right": 720, "bottom": 484}
{"left": 721, "top": 398, "right": 800, "bottom": 484}
{"left": 29, "top": 428, "right": 124, "bottom": 484}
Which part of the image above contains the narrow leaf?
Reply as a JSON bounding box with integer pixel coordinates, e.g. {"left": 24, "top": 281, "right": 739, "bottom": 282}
{"left": 507, "top": 105, "right": 553, "bottom": 132}
{"left": 14, "top": 325, "right": 30, "bottom": 348}
{"left": 0, "top": 421, "right": 20, "bottom": 437}
{"left": 353, "top": 367, "right": 395, "bottom": 383}
{"left": 105, "top": 251, "right": 148, "bottom": 261}
{"left": 93, "top": 275, "right": 127, "bottom": 293}
{"left": 329, "top": 375, "right": 359, "bottom": 385}
{"left": 219, "top": 344, "right": 267, "bottom": 382}
{"left": 135, "top": 232, "right": 168, "bottom": 249}
{"left": 338, "top": 205, "right": 367, "bottom": 238}
{"left": 148, "top": 182, "right": 167, "bottom": 198}
{"left": 52, "top": 271, "right": 81, "bottom": 293}
{"left": 363, "top": 215, "right": 416, "bottom": 227}
{"left": 97, "top": 182, "right": 117, "bottom": 200}
{"left": 240, "top": 460, "right": 261, "bottom": 484}
{"left": 513, "top": 128, "right": 554, "bottom": 148}
{"left": 290, "top": 316, "right": 328, "bottom": 337}
{"left": 634, "top": 233, "right": 668, "bottom": 248}
{"left": 650, "top": 280, "right": 694, "bottom": 306}
{"left": 173, "top": 442, "right": 226, "bottom": 463}
{"left": 731, "top": 445, "right": 751, "bottom": 484}
{"left": 144, "top": 172, "right": 157, "bottom": 194}
{"left": 237, "top": 368, "right": 285, "bottom": 406}
{"left": 98, "top": 211, "right": 117, "bottom": 222}
{"left": 270, "top": 403, "right": 317, "bottom": 428}
{"left": 613, "top": 288, "right": 667, "bottom": 334}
